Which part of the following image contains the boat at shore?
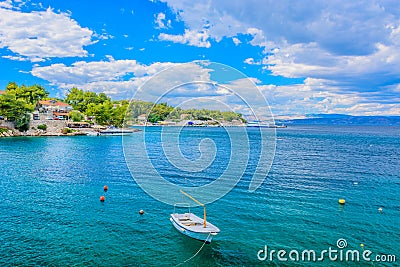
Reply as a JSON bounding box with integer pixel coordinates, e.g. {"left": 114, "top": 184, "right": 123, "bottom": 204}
{"left": 99, "top": 126, "right": 137, "bottom": 135}
{"left": 170, "top": 190, "right": 220, "bottom": 243}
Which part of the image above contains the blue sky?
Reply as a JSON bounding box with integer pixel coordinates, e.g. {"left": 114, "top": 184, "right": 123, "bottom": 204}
{"left": 0, "top": 0, "right": 399, "bottom": 118}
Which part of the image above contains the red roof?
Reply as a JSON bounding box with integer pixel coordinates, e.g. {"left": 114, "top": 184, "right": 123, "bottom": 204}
{"left": 39, "top": 100, "right": 71, "bottom": 107}
{"left": 0, "top": 90, "right": 5, "bottom": 95}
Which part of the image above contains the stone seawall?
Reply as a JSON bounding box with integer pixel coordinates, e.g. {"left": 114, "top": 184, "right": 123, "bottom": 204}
{"left": 0, "top": 120, "right": 96, "bottom": 137}
{"left": 28, "top": 120, "right": 67, "bottom": 136}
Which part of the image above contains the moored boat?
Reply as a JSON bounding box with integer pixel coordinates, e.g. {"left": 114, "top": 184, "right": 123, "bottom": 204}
{"left": 99, "top": 126, "right": 136, "bottom": 135}
{"left": 170, "top": 190, "right": 220, "bottom": 243}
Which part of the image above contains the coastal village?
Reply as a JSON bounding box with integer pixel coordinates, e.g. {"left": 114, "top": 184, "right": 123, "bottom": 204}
{"left": 0, "top": 84, "right": 246, "bottom": 137}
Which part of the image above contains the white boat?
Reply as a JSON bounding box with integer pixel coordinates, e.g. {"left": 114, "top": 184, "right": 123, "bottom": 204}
{"left": 99, "top": 126, "right": 136, "bottom": 135}
{"left": 246, "top": 120, "right": 270, "bottom": 128}
{"left": 85, "top": 131, "right": 100, "bottom": 136}
{"left": 170, "top": 190, "right": 220, "bottom": 243}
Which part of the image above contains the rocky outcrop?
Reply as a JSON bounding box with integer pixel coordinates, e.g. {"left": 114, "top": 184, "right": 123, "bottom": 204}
{"left": 0, "top": 129, "right": 14, "bottom": 137}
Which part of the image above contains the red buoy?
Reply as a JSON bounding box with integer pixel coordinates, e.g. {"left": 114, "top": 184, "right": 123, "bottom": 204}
{"left": 100, "top": 196, "right": 105, "bottom": 202}
{"left": 103, "top": 185, "right": 108, "bottom": 192}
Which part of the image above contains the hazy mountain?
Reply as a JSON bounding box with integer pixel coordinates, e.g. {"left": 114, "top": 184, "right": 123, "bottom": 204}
{"left": 280, "top": 114, "right": 400, "bottom": 126}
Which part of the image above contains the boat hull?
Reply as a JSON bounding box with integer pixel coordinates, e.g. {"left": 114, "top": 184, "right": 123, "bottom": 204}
{"left": 170, "top": 216, "right": 217, "bottom": 243}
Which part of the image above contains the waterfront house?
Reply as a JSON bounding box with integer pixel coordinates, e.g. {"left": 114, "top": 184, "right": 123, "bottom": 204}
{"left": 38, "top": 100, "right": 73, "bottom": 120}
{"left": 180, "top": 114, "right": 189, "bottom": 120}
{"left": 137, "top": 114, "right": 147, "bottom": 123}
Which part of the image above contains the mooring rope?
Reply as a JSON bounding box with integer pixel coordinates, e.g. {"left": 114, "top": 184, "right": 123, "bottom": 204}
{"left": 176, "top": 232, "right": 211, "bottom": 266}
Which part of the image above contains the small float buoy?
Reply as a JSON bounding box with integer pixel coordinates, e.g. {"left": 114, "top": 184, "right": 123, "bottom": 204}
{"left": 100, "top": 196, "right": 105, "bottom": 202}
{"left": 378, "top": 207, "right": 383, "bottom": 213}
{"left": 353, "top": 182, "right": 358, "bottom": 186}
{"left": 103, "top": 185, "right": 108, "bottom": 192}
{"left": 338, "top": 199, "right": 346, "bottom": 205}
{"left": 139, "top": 209, "right": 144, "bottom": 215}
{"left": 360, "top": 243, "right": 365, "bottom": 249}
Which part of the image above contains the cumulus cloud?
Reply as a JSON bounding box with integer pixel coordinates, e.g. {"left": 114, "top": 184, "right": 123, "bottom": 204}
{"left": 267, "top": 42, "right": 400, "bottom": 94}
{"left": 260, "top": 78, "right": 400, "bottom": 116}
{"left": 159, "top": 0, "right": 400, "bottom": 116}
{"left": 161, "top": 0, "right": 398, "bottom": 55}
{"left": 31, "top": 59, "right": 179, "bottom": 98}
{"left": 158, "top": 29, "right": 211, "bottom": 48}
{"left": 0, "top": 5, "right": 94, "bottom": 61}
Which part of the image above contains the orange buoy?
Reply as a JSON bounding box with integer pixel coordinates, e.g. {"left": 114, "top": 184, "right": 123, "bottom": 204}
{"left": 103, "top": 185, "right": 108, "bottom": 192}
{"left": 100, "top": 196, "right": 105, "bottom": 202}
{"left": 139, "top": 209, "right": 144, "bottom": 215}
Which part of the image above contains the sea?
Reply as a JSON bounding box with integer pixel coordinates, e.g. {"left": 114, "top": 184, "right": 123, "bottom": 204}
{"left": 0, "top": 125, "right": 399, "bottom": 266}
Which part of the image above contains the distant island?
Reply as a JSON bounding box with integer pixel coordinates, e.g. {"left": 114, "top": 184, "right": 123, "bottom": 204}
{"left": 0, "top": 82, "right": 245, "bottom": 137}
{"left": 279, "top": 114, "right": 400, "bottom": 126}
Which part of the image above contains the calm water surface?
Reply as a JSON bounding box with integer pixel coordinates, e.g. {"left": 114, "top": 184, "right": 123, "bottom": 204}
{"left": 0, "top": 125, "right": 399, "bottom": 266}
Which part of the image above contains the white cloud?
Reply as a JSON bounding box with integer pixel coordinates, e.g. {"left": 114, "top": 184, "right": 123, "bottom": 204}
{"left": 155, "top": 12, "right": 171, "bottom": 29}
{"left": 2, "top": 55, "right": 30, "bottom": 61}
{"left": 159, "top": 29, "right": 211, "bottom": 48}
{"left": 162, "top": 0, "right": 398, "bottom": 55}
{"left": 244, "top": 58, "right": 257, "bottom": 65}
{"left": 0, "top": 6, "right": 94, "bottom": 61}
{"left": 94, "top": 31, "right": 113, "bottom": 40}
{"left": 246, "top": 27, "right": 275, "bottom": 51}
{"left": 31, "top": 59, "right": 179, "bottom": 98}
{"left": 0, "top": 0, "right": 12, "bottom": 9}
{"left": 160, "top": 0, "right": 249, "bottom": 42}
{"left": 267, "top": 42, "right": 400, "bottom": 91}
{"left": 159, "top": 0, "right": 400, "bottom": 116}
{"left": 232, "top": 37, "right": 241, "bottom": 46}
{"left": 259, "top": 78, "right": 400, "bottom": 116}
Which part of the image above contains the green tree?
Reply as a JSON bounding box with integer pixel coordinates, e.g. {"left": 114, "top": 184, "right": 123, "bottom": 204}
{"left": 69, "top": 110, "right": 85, "bottom": 122}
{"left": 111, "top": 103, "right": 129, "bottom": 127}
{"left": 0, "top": 94, "right": 32, "bottom": 131}
{"left": 148, "top": 103, "right": 174, "bottom": 123}
{"left": 21, "top": 84, "right": 48, "bottom": 105}
{"left": 66, "top": 87, "right": 85, "bottom": 111}
{"left": 5, "top": 82, "right": 48, "bottom": 106}
{"left": 66, "top": 88, "right": 111, "bottom": 113}
{"left": 96, "top": 92, "right": 110, "bottom": 104}
{"left": 15, "top": 113, "right": 30, "bottom": 132}
{"left": 222, "top": 111, "right": 240, "bottom": 122}
{"left": 86, "top": 101, "right": 114, "bottom": 125}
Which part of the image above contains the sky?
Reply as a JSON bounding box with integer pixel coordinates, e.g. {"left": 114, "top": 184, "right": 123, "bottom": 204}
{"left": 0, "top": 0, "right": 399, "bottom": 118}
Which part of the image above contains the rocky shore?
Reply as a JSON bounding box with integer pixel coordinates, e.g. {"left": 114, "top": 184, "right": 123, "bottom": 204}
{"left": 0, "top": 120, "right": 100, "bottom": 138}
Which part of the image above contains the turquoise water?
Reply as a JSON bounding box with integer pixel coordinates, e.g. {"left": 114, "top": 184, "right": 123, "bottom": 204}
{"left": 0, "top": 126, "right": 399, "bottom": 266}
